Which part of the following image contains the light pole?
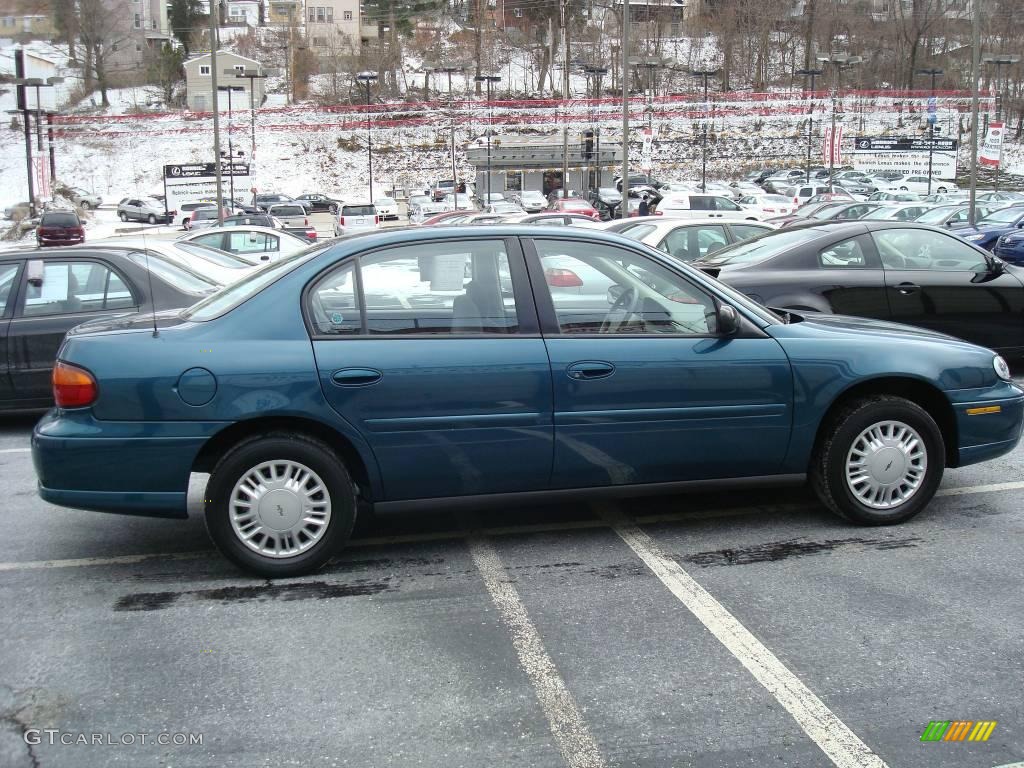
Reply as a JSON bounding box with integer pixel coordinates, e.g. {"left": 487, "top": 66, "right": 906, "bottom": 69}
{"left": 356, "top": 71, "right": 378, "bottom": 203}
{"left": 816, "top": 53, "right": 862, "bottom": 184}
{"left": 218, "top": 84, "right": 245, "bottom": 205}
{"left": 583, "top": 65, "right": 608, "bottom": 190}
{"left": 475, "top": 74, "right": 501, "bottom": 206}
{"left": 235, "top": 68, "right": 267, "bottom": 204}
{"left": 691, "top": 69, "right": 719, "bottom": 193}
{"left": 796, "top": 68, "right": 823, "bottom": 183}
{"left": 12, "top": 75, "right": 59, "bottom": 216}
{"left": 981, "top": 54, "right": 1020, "bottom": 192}
{"left": 439, "top": 65, "right": 465, "bottom": 209}
{"left": 915, "top": 67, "right": 943, "bottom": 195}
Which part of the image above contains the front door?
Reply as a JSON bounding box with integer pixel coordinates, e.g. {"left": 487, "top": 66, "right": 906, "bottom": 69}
{"left": 526, "top": 237, "right": 794, "bottom": 489}
{"left": 873, "top": 227, "right": 1024, "bottom": 353}
{"left": 308, "top": 237, "right": 553, "bottom": 501}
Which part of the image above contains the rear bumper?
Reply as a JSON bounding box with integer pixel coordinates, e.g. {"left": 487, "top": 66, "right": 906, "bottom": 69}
{"left": 32, "top": 410, "right": 227, "bottom": 519}
{"left": 948, "top": 382, "right": 1024, "bottom": 467}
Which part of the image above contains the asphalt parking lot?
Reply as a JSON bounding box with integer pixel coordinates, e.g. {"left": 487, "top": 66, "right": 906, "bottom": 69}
{"left": 1, "top": 386, "right": 1023, "bottom": 768}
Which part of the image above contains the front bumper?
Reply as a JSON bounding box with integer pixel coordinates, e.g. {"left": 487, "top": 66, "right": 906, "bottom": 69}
{"left": 32, "top": 409, "right": 228, "bottom": 518}
{"left": 948, "top": 381, "right": 1024, "bottom": 467}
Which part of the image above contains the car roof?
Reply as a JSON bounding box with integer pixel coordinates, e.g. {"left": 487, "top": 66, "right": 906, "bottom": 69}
{"left": 179, "top": 225, "right": 304, "bottom": 239}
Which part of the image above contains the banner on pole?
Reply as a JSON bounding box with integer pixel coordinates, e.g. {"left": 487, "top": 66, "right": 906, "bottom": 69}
{"left": 640, "top": 128, "right": 653, "bottom": 173}
{"left": 823, "top": 125, "right": 844, "bottom": 166}
{"left": 979, "top": 122, "right": 1003, "bottom": 168}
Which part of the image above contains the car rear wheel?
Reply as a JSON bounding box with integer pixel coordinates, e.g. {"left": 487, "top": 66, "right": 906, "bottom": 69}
{"left": 183, "top": 218, "right": 191, "bottom": 230}
{"left": 811, "top": 396, "right": 944, "bottom": 525}
{"left": 204, "top": 433, "right": 356, "bottom": 577}
{"left": 937, "top": 187, "right": 947, "bottom": 194}
{"left": 118, "top": 212, "right": 128, "bottom": 222}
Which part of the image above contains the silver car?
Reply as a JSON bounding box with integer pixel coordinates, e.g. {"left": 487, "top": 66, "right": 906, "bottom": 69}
{"left": 117, "top": 197, "right": 173, "bottom": 224}
{"left": 335, "top": 203, "right": 379, "bottom": 236}
{"left": 68, "top": 187, "right": 103, "bottom": 210}
{"left": 266, "top": 203, "right": 309, "bottom": 228}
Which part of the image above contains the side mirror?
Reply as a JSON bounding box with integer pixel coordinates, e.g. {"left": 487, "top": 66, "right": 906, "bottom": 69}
{"left": 718, "top": 304, "right": 740, "bottom": 336}
{"left": 987, "top": 255, "right": 1006, "bottom": 276}
{"left": 607, "top": 284, "right": 625, "bottom": 305}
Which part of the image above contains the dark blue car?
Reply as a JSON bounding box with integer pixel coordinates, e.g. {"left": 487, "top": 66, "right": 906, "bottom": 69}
{"left": 952, "top": 205, "right": 1024, "bottom": 250}
{"left": 32, "top": 227, "right": 1024, "bottom": 577}
{"left": 993, "top": 229, "right": 1024, "bottom": 266}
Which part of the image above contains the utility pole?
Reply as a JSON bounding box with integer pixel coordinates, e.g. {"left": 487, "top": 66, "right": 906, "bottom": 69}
{"left": 440, "top": 66, "right": 465, "bottom": 209}
{"left": 619, "top": 0, "right": 629, "bottom": 217}
{"left": 816, "top": 53, "right": 861, "bottom": 184}
{"left": 796, "top": 68, "right": 822, "bottom": 183}
{"left": 210, "top": 3, "right": 224, "bottom": 224}
{"left": 475, "top": 75, "right": 501, "bottom": 205}
{"left": 916, "top": 67, "right": 943, "bottom": 195}
{"left": 46, "top": 112, "right": 56, "bottom": 183}
{"left": 357, "top": 72, "right": 378, "bottom": 202}
{"left": 561, "top": 0, "right": 570, "bottom": 197}
{"left": 14, "top": 50, "right": 35, "bottom": 218}
{"left": 691, "top": 69, "right": 718, "bottom": 193}
{"left": 236, "top": 69, "right": 267, "bottom": 204}
{"left": 968, "top": 0, "right": 981, "bottom": 225}
{"left": 981, "top": 54, "right": 1020, "bottom": 193}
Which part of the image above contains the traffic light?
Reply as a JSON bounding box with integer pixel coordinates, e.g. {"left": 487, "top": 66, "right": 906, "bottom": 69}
{"left": 583, "top": 130, "right": 594, "bottom": 160}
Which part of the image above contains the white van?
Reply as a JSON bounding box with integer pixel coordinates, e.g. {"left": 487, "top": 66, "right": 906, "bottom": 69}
{"left": 335, "top": 203, "right": 380, "bottom": 236}
{"left": 655, "top": 194, "right": 762, "bottom": 221}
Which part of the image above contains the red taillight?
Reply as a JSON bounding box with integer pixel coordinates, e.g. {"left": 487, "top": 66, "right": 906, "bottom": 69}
{"left": 544, "top": 267, "right": 584, "bottom": 287}
{"left": 307, "top": 230, "right": 318, "bottom": 240}
{"left": 52, "top": 361, "right": 97, "bottom": 408}
{"left": 374, "top": 215, "right": 380, "bottom": 224}
{"left": 338, "top": 216, "right": 345, "bottom": 226}
{"left": 304, "top": 217, "right": 309, "bottom": 226}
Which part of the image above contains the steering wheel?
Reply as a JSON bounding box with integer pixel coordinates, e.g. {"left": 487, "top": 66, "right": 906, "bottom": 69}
{"left": 600, "top": 287, "right": 640, "bottom": 333}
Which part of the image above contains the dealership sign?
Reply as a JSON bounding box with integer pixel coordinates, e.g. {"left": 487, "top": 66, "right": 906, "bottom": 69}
{"left": 162, "top": 162, "right": 251, "bottom": 215}
{"left": 980, "top": 122, "right": 1003, "bottom": 168}
{"left": 851, "top": 136, "right": 958, "bottom": 179}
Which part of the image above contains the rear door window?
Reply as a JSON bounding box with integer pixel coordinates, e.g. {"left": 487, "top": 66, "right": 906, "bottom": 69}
{"left": 688, "top": 196, "right": 713, "bottom": 211}
{"left": 659, "top": 225, "right": 728, "bottom": 261}
{"left": 21, "top": 261, "right": 136, "bottom": 317}
{"left": 228, "top": 231, "right": 279, "bottom": 254}
{"left": 0, "top": 263, "right": 20, "bottom": 315}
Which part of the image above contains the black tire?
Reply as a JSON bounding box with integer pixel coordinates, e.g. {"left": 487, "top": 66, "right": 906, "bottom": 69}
{"left": 183, "top": 218, "right": 191, "bottom": 230}
{"left": 118, "top": 212, "right": 128, "bottom": 222}
{"left": 204, "top": 433, "right": 357, "bottom": 577}
{"left": 81, "top": 201, "right": 91, "bottom": 210}
{"left": 148, "top": 214, "right": 157, "bottom": 224}
{"left": 937, "top": 187, "right": 947, "bottom": 194}
{"left": 329, "top": 204, "right": 338, "bottom": 215}
{"left": 810, "top": 395, "right": 944, "bottom": 525}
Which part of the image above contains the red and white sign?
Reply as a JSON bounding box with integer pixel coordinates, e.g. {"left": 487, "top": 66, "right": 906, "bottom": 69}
{"left": 980, "top": 122, "right": 1003, "bottom": 168}
{"left": 640, "top": 127, "right": 653, "bottom": 173}
{"left": 823, "top": 125, "right": 844, "bottom": 166}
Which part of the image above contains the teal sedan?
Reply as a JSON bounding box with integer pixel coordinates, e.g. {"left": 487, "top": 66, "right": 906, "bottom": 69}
{"left": 32, "top": 227, "right": 1024, "bottom": 577}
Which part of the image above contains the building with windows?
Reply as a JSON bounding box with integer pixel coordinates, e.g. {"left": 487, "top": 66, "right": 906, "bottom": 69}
{"left": 184, "top": 51, "right": 266, "bottom": 112}
{"left": 306, "top": 0, "right": 361, "bottom": 53}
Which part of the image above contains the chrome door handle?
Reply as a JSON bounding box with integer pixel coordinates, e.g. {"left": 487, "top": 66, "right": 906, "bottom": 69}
{"left": 566, "top": 361, "right": 616, "bottom": 380}
{"left": 331, "top": 368, "right": 383, "bottom": 387}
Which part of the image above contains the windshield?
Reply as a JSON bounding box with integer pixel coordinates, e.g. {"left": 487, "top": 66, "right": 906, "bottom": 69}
{"left": 41, "top": 212, "right": 79, "bottom": 227}
{"left": 696, "top": 227, "right": 824, "bottom": 267}
{"left": 915, "top": 205, "right": 959, "bottom": 224}
{"left": 175, "top": 242, "right": 251, "bottom": 269}
{"left": 127, "top": 251, "right": 220, "bottom": 294}
{"left": 180, "top": 246, "right": 325, "bottom": 321}
{"left": 979, "top": 206, "right": 1024, "bottom": 224}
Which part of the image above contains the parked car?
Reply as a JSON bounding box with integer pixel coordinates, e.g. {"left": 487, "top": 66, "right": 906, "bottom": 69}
{"left": 0, "top": 247, "right": 218, "bottom": 411}
{"left": 694, "top": 221, "right": 1024, "bottom": 357}
{"left": 762, "top": 169, "right": 810, "bottom": 194}
{"left": 220, "top": 213, "right": 283, "bottom": 229}
{"left": 975, "top": 191, "right": 1024, "bottom": 204}
{"left": 36, "top": 210, "right": 85, "bottom": 248}
{"left": 867, "top": 191, "right": 923, "bottom": 203}
{"left": 295, "top": 193, "right": 343, "bottom": 213}
{"left": 118, "top": 197, "right": 175, "bottom": 225}
{"left": 913, "top": 203, "right": 1005, "bottom": 229}
{"left": 613, "top": 172, "right": 664, "bottom": 191}
{"left": 266, "top": 203, "right": 310, "bottom": 229}
{"left": 32, "top": 226, "right": 1023, "bottom": 577}
{"left": 506, "top": 212, "right": 606, "bottom": 228}
{"left": 618, "top": 218, "right": 773, "bottom": 262}
{"left": 780, "top": 202, "right": 882, "bottom": 227}
{"left": 409, "top": 195, "right": 454, "bottom": 222}
{"left": 67, "top": 187, "right": 102, "bottom": 210}
{"left": 546, "top": 197, "right": 601, "bottom": 220}
{"left": 96, "top": 238, "right": 256, "bottom": 285}
{"left": 992, "top": 229, "right": 1024, "bottom": 266}
{"left": 859, "top": 203, "right": 936, "bottom": 222}
{"left": 255, "top": 193, "right": 299, "bottom": 211}
{"left": 174, "top": 202, "right": 216, "bottom": 229}
{"left": 657, "top": 193, "right": 762, "bottom": 221}
{"left": 922, "top": 191, "right": 970, "bottom": 204}
{"left": 951, "top": 206, "right": 1024, "bottom": 250}
{"left": 887, "top": 175, "right": 958, "bottom": 195}
{"left": 179, "top": 226, "right": 313, "bottom": 264}
{"left": 419, "top": 210, "right": 476, "bottom": 226}
{"left": 485, "top": 201, "right": 527, "bottom": 215}
{"left": 335, "top": 203, "right": 379, "bottom": 236}
{"left": 373, "top": 197, "right": 400, "bottom": 221}
{"left": 513, "top": 190, "right": 548, "bottom": 213}
{"left": 185, "top": 207, "right": 230, "bottom": 231}
{"left": 4, "top": 201, "right": 32, "bottom": 219}
{"left": 783, "top": 184, "right": 833, "bottom": 207}
{"left": 442, "top": 193, "right": 477, "bottom": 211}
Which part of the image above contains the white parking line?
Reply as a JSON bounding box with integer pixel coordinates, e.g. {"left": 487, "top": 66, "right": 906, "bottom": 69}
{"left": 467, "top": 536, "right": 606, "bottom": 768}
{"left": 935, "top": 480, "right": 1024, "bottom": 497}
{"left": 0, "top": 551, "right": 210, "bottom": 572}
{"left": 598, "top": 502, "right": 888, "bottom": 768}
{"left": 0, "top": 447, "right": 31, "bottom": 454}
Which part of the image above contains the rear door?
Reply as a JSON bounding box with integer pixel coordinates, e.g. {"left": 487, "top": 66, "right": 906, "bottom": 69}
{"left": 8, "top": 258, "right": 138, "bottom": 402}
{"left": 0, "top": 261, "right": 22, "bottom": 405}
{"left": 874, "top": 227, "right": 1024, "bottom": 352}
{"left": 307, "top": 236, "right": 553, "bottom": 500}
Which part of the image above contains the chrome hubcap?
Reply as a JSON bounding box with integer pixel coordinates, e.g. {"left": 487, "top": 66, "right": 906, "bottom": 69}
{"left": 845, "top": 420, "right": 927, "bottom": 509}
{"left": 229, "top": 460, "right": 332, "bottom": 559}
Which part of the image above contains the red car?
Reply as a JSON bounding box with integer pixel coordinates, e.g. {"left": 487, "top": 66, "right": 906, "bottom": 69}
{"left": 36, "top": 210, "right": 85, "bottom": 247}
{"left": 546, "top": 197, "right": 601, "bottom": 220}
{"left": 420, "top": 210, "right": 475, "bottom": 226}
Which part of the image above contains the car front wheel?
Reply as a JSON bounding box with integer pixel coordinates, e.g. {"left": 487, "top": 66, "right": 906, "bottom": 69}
{"left": 811, "top": 395, "right": 944, "bottom": 525}
{"left": 205, "top": 434, "right": 356, "bottom": 577}
{"left": 148, "top": 214, "right": 157, "bottom": 224}
{"left": 81, "top": 201, "right": 91, "bottom": 210}
{"left": 118, "top": 212, "right": 128, "bottom": 222}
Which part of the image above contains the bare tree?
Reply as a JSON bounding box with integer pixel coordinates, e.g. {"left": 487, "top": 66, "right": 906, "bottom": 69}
{"left": 78, "top": 0, "right": 136, "bottom": 107}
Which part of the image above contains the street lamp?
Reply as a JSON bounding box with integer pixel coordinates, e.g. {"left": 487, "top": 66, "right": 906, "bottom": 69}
{"left": 356, "top": 71, "right": 378, "bottom": 203}
{"left": 583, "top": 65, "right": 608, "bottom": 190}
{"left": 218, "top": 84, "right": 246, "bottom": 205}
{"left": 816, "top": 53, "right": 862, "bottom": 184}
{"left": 438, "top": 65, "right": 465, "bottom": 209}
{"left": 981, "top": 54, "right": 1020, "bottom": 192}
{"left": 474, "top": 74, "right": 501, "bottom": 206}
{"left": 915, "top": 67, "right": 944, "bottom": 195}
{"left": 235, "top": 68, "right": 267, "bottom": 204}
{"left": 691, "top": 69, "right": 719, "bottom": 193}
{"left": 12, "top": 76, "right": 61, "bottom": 217}
{"left": 795, "top": 68, "right": 823, "bottom": 184}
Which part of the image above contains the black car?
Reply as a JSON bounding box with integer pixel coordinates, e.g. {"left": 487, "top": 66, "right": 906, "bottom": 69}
{"left": 220, "top": 214, "right": 280, "bottom": 228}
{"left": 0, "top": 248, "right": 218, "bottom": 411}
{"left": 295, "top": 193, "right": 342, "bottom": 213}
{"left": 694, "top": 221, "right": 1024, "bottom": 356}
{"left": 254, "top": 193, "right": 303, "bottom": 212}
